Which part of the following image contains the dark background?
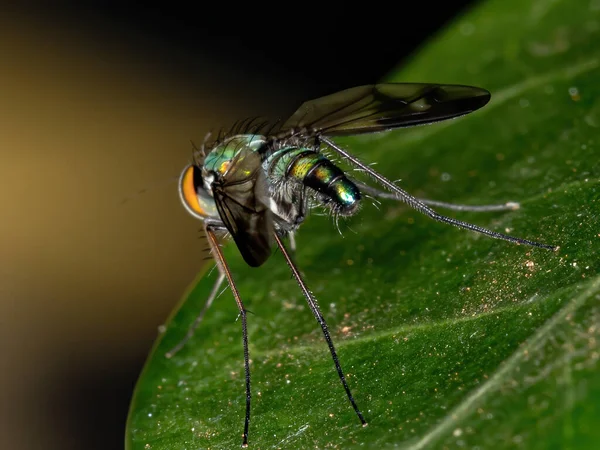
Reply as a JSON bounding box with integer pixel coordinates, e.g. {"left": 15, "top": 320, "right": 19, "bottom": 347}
{"left": 46, "top": 2, "right": 476, "bottom": 101}
{"left": 1, "top": 3, "right": 475, "bottom": 449}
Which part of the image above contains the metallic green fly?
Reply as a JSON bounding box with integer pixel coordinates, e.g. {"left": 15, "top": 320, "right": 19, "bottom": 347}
{"left": 169, "top": 83, "right": 557, "bottom": 447}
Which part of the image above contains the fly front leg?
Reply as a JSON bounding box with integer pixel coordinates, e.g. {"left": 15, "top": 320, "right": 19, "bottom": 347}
{"left": 205, "top": 225, "right": 253, "bottom": 447}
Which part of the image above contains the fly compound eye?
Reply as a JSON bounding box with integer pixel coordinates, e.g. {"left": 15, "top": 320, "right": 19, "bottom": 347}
{"left": 179, "top": 165, "right": 207, "bottom": 219}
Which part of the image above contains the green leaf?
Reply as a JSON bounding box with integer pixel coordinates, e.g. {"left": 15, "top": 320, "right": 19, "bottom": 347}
{"left": 126, "top": 0, "right": 600, "bottom": 448}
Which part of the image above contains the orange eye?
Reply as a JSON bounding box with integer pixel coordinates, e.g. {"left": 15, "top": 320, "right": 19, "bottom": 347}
{"left": 179, "top": 165, "right": 205, "bottom": 218}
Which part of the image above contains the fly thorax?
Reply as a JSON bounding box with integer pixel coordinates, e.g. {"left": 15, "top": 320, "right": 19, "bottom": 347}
{"left": 202, "top": 134, "right": 268, "bottom": 193}
{"left": 271, "top": 147, "right": 361, "bottom": 216}
{"left": 204, "top": 134, "right": 267, "bottom": 172}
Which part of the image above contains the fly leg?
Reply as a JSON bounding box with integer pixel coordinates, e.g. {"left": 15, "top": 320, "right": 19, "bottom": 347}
{"left": 322, "top": 136, "right": 557, "bottom": 251}
{"left": 204, "top": 224, "right": 253, "bottom": 447}
{"left": 273, "top": 232, "right": 367, "bottom": 427}
{"left": 165, "top": 270, "right": 226, "bottom": 358}
{"left": 288, "top": 231, "right": 297, "bottom": 252}
{"left": 354, "top": 180, "right": 520, "bottom": 212}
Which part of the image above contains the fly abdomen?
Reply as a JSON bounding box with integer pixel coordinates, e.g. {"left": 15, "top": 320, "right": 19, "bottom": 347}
{"left": 284, "top": 149, "right": 361, "bottom": 215}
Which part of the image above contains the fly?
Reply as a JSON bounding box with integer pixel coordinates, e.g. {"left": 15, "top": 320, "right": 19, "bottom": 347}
{"left": 168, "top": 83, "right": 558, "bottom": 447}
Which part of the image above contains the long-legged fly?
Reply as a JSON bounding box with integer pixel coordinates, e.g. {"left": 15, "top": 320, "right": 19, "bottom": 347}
{"left": 169, "top": 84, "right": 557, "bottom": 447}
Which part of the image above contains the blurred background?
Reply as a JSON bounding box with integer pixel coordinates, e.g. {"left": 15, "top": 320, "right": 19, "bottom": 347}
{"left": 0, "top": 2, "right": 474, "bottom": 449}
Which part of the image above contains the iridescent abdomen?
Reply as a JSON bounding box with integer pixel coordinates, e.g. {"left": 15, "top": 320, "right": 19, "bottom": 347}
{"left": 269, "top": 147, "right": 361, "bottom": 215}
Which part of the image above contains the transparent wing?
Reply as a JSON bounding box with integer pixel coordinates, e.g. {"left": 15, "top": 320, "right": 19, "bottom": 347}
{"left": 274, "top": 83, "right": 490, "bottom": 138}
{"left": 212, "top": 148, "right": 274, "bottom": 267}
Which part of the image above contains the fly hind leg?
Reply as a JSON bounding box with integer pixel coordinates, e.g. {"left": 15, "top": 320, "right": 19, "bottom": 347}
{"left": 355, "top": 180, "right": 520, "bottom": 212}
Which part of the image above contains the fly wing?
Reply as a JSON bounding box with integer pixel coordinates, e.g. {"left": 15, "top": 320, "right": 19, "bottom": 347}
{"left": 212, "top": 148, "right": 274, "bottom": 267}
{"left": 275, "top": 83, "right": 490, "bottom": 138}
